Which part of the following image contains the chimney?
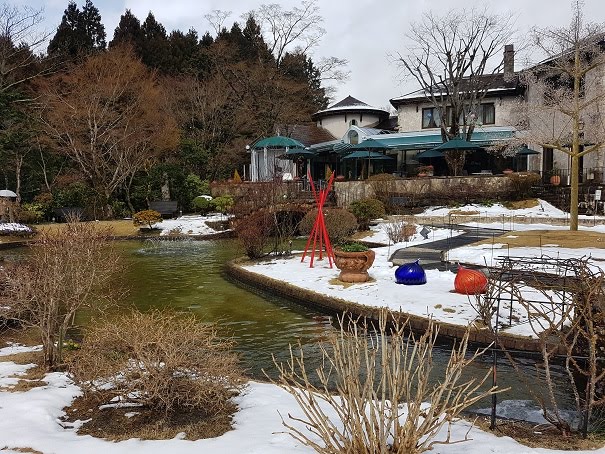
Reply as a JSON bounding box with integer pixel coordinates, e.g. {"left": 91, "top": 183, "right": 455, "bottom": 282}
{"left": 504, "top": 44, "right": 515, "bottom": 81}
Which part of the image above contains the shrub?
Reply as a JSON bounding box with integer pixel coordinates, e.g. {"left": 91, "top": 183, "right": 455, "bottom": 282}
{"left": 272, "top": 312, "right": 498, "bottom": 453}
{"left": 193, "top": 196, "right": 214, "bottom": 214}
{"left": 233, "top": 210, "right": 273, "bottom": 259}
{"left": 16, "top": 203, "right": 45, "bottom": 224}
{"left": 506, "top": 172, "right": 541, "bottom": 200}
{"left": 299, "top": 208, "right": 358, "bottom": 244}
{"left": 383, "top": 218, "right": 417, "bottom": 243}
{"left": 1, "top": 221, "right": 118, "bottom": 368}
{"left": 213, "top": 195, "right": 234, "bottom": 214}
{"left": 336, "top": 241, "right": 368, "bottom": 252}
{"left": 233, "top": 169, "right": 242, "bottom": 183}
{"left": 133, "top": 209, "right": 162, "bottom": 229}
{"left": 349, "top": 198, "right": 386, "bottom": 230}
{"left": 70, "top": 310, "right": 246, "bottom": 414}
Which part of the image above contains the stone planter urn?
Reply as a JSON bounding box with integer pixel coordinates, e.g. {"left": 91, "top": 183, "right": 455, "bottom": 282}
{"left": 333, "top": 248, "right": 376, "bottom": 283}
{"left": 550, "top": 174, "right": 561, "bottom": 186}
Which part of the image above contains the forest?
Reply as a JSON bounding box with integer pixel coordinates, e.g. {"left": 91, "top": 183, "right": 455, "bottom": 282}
{"left": 0, "top": 0, "right": 344, "bottom": 219}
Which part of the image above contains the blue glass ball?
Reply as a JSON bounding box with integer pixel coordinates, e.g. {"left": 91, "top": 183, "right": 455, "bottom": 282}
{"left": 395, "top": 259, "right": 427, "bottom": 285}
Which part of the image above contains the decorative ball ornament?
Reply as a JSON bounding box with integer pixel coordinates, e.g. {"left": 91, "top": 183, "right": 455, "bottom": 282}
{"left": 395, "top": 259, "right": 427, "bottom": 285}
{"left": 454, "top": 265, "right": 488, "bottom": 295}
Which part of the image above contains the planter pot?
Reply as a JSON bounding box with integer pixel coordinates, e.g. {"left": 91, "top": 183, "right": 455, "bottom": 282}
{"left": 333, "top": 249, "right": 375, "bottom": 283}
{"left": 503, "top": 169, "right": 514, "bottom": 175}
{"left": 550, "top": 175, "right": 561, "bottom": 186}
{"left": 417, "top": 173, "right": 427, "bottom": 178}
{"left": 335, "top": 175, "right": 346, "bottom": 181}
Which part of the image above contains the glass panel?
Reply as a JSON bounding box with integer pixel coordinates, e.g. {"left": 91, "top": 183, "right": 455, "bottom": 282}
{"left": 422, "top": 108, "right": 440, "bottom": 128}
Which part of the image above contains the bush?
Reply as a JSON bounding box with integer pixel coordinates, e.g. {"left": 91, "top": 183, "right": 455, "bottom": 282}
{"left": 383, "top": 218, "right": 417, "bottom": 243}
{"left": 133, "top": 210, "right": 162, "bottom": 229}
{"left": 233, "top": 210, "right": 273, "bottom": 259}
{"left": 193, "top": 196, "right": 214, "bottom": 214}
{"left": 349, "top": 198, "right": 386, "bottom": 231}
{"left": 213, "top": 195, "right": 234, "bottom": 214}
{"left": 507, "top": 172, "right": 541, "bottom": 200}
{"left": 16, "top": 202, "right": 45, "bottom": 224}
{"left": 299, "top": 208, "right": 358, "bottom": 244}
{"left": 70, "top": 310, "right": 246, "bottom": 414}
{"left": 336, "top": 241, "right": 368, "bottom": 252}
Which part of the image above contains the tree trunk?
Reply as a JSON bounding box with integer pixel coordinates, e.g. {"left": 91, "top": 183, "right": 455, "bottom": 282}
{"left": 570, "top": 154, "right": 579, "bottom": 231}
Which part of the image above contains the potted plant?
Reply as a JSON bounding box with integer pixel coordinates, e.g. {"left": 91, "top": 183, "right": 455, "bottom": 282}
{"left": 333, "top": 241, "right": 375, "bottom": 283}
{"left": 417, "top": 165, "right": 433, "bottom": 177}
{"left": 549, "top": 167, "right": 561, "bottom": 186}
{"left": 502, "top": 168, "right": 514, "bottom": 175}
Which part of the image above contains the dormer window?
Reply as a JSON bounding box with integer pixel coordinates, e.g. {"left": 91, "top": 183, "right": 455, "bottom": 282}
{"left": 349, "top": 119, "right": 357, "bottom": 126}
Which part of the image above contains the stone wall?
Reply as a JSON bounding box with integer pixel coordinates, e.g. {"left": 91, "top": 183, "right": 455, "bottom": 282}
{"left": 334, "top": 175, "right": 514, "bottom": 208}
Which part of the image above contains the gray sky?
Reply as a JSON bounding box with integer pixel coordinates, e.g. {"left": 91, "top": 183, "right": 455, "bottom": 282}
{"left": 13, "top": 0, "right": 605, "bottom": 110}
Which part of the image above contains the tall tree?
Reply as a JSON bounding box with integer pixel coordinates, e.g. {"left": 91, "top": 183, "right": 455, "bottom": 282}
{"left": 47, "top": 0, "right": 106, "bottom": 60}
{"left": 140, "top": 12, "right": 170, "bottom": 71}
{"left": 519, "top": 1, "right": 605, "bottom": 231}
{"left": 398, "top": 8, "right": 515, "bottom": 175}
{"left": 38, "top": 45, "right": 179, "bottom": 217}
{"left": 109, "top": 9, "right": 143, "bottom": 50}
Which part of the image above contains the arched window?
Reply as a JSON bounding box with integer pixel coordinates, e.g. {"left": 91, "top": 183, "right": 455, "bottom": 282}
{"left": 348, "top": 130, "right": 359, "bottom": 145}
{"left": 349, "top": 119, "right": 357, "bottom": 126}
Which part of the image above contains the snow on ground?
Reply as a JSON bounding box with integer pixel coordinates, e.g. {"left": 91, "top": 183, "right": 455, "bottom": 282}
{"left": 367, "top": 221, "right": 464, "bottom": 245}
{"left": 154, "top": 214, "right": 231, "bottom": 236}
{"left": 460, "top": 221, "right": 605, "bottom": 232}
{"left": 448, "top": 243, "right": 605, "bottom": 273}
{"left": 420, "top": 199, "right": 571, "bottom": 218}
{"left": 0, "top": 365, "right": 601, "bottom": 454}
{"left": 0, "top": 223, "right": 32, "bottom": 234}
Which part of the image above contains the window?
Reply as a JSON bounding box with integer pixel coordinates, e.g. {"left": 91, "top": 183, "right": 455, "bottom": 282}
{"left": 349, "top": 119, "right": 357, "bottom": 126}
{"left": 445, "top": 103, "right": 495, "bottom": 126}
{"left": 422, "top": 107, "right": 440, "bottom": 128}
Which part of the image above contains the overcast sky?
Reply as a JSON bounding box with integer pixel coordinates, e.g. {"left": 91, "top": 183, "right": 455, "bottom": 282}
{"left": 12, "top": 0, "right": 605, "bottom": 110}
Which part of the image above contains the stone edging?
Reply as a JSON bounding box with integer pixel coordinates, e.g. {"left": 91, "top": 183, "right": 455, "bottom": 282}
{"left": 224, "top": 258, "right": 543, "bottom": 353}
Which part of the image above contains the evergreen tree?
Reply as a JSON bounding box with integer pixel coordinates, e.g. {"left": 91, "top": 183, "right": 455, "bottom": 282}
{"left": 109, "top": 9, "right": 143, "bottom": 51}
{"left": 47, "top": 0, "right": 106, "bottom": 60}
{"left": 140, "top": 12, "right": 170, "bottom": 71}
{"left": 281, "top": 51, "right": 328, "bottom": 110}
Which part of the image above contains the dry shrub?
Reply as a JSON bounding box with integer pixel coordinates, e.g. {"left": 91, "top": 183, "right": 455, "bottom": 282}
{"left": 299, "top": 208, "right": 358, "bottom": 244}
{"left": 132, "top": 209, "right": 162, "bottom": 229}
{"left": 349, "top": 198, "right": 386, "bottom": 231}
{"left": 232, "top": 209, "right": 273, "bottom": 259}
{"left": 506, "top": 172, "right": 541, "bottom": 199}
{"left": 1, "top": 221, "right": 119, "bottom": 369}
{"left": 382, "top": 217, "right": 417, "bottom": 243}
{"left": 272, "top": 311, "right": 499, "bottom": 454}
{"left": 70, "top": 310, "right": 246, "bottom": 415}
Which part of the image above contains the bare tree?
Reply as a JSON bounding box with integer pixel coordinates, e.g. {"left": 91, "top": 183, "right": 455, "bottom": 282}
{"left": 204, "top": 9, "right": 232, "bottom": 36}
{"left": 37, "top": 45, "right": 179, "bottom": 217}
{"left": 253, "top": 0, "right": 324, "bottom": 67}
{"left": 518, "top": 1, "right": 605, "bottom": 231}
{"left": 398, "top": 8, "right": 516, "bottom": 175}
{"left": 0, "top": 220, "right": 120, "bottom": 369}
{"left": 272, "top": 312, "right": 499, "bottom": 454}
{"left": 0, "top": 3, "right": 50, "bottom": 94}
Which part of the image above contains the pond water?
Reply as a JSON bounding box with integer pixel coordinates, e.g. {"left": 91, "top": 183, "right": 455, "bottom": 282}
{"left": 2, "top": 238, "right": 577, "bottom": 418}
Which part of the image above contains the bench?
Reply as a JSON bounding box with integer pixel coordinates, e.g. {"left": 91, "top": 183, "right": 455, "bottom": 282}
{"left": 149, "top": 200, "right": 179, "bottom": 218}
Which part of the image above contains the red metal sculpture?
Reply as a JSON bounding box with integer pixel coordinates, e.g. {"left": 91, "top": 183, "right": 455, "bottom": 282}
{"left": 301, "top": 172, "right": 335, "bottom": 268}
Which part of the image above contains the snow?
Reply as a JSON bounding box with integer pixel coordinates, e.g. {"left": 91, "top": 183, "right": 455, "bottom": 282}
{"left": 0, "top": 222, "right": 32, "bottom": 234}
{"left": 154, "top": 214, "right": 231, "bottom": 236}
{"left": 420, "top": 199, "right": 570, "bottom": 218}
{"left": 2, "top": 206, "right": 605, "bottom": 452}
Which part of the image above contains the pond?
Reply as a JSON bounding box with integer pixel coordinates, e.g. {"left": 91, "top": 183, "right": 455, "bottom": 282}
{"left": 2, "top": 238, "right": 577, "bottom": 420}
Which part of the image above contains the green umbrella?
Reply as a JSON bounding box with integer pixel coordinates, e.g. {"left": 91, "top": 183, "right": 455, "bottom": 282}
{"left": 342, "top": 150, "right": 394, "bottom": 160}
{"left": 515, "top": 146, "right": 540, "bottom": 156}
{"left": 430, "top": 137, "right": 482, "bottom": 151}
{"left": 416, "top": 149, "right": 444, "bottom": 159}
{"left": 350, "top": 138, "right": 390, "bottom": 150}
{"left": 281, "top": 148, "right": 315, "bottom": 160}
{"left": 252, "top": 135, "right": 306, "bottom": 150}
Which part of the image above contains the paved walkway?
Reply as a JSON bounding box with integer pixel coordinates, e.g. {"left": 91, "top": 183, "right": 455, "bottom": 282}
{"left": 389, "top": 224, "right": 509, "bottom": 270}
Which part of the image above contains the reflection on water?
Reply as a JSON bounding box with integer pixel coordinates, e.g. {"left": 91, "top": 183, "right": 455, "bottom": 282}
{"left": 1, "top": 238, "right": 578, "bottom": 414}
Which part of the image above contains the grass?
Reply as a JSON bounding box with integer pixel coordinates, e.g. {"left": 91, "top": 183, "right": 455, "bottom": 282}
{"left": 476, "top": 230, "right": 605, "bottom": 249}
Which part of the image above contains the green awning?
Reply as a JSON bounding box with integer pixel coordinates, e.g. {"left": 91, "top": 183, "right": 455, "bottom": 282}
{"left": 431, "top": 137, "right": 482, "bottom": 151}
{"left": 372, "top": 128, "right": 516, "bottom": 151}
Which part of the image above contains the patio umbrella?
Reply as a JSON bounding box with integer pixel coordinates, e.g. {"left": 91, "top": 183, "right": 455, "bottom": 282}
{"left": 430, "top": 137, "right": 482, "bottom": 151}
{"left": 350, "top": 138, "right": 390, "bottom": 150}
{"left": 252, "top": 135, "right": 305, "bottom": 150}
{"left": 281, "top": 148, "right": 315, "bottom": 159}
{"left": 416, "top": 149, "right": 444, "bottom": 159}
{"left": 515, "top": 146, "right": 540, "bottom": 156}
{"left": 342, "top": 150, "right": 393, "bottom": 179}
{"left": 0, "top": 189, "right": 17, "bottom": 198}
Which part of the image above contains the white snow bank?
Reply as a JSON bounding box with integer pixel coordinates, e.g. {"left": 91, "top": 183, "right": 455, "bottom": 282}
{"left": 420, "top": 199, "right": 571, "bottom": 218}
{"left": 0, "top": 223, "right": 32, "bottom": 234}
{"left": 154, "top": 214, "right": 231, "bottom": 236}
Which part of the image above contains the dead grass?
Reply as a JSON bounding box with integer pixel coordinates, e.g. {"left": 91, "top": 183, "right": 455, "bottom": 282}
{"left": 63, "top": 393, "right": 237, "bottom": 441}
{"left": 0, "top": 326, "right": 41, "bottom": 351}
{"left": 503, "top": 198, "right": 540, "bottom": 210}
{"left": 475, "top": 230, "right": 605, "bottom": 249}
{"left": 1, "top": 448, "right": 44, "bottom": 454}
{"left": 448, "top": 209, "right": 481, "bottom": 216}
{"left": 470, "top": 414, "right": 605, "bottom": 450}
{"left": 36, "top": 220, "right": 142, "bottom": 238}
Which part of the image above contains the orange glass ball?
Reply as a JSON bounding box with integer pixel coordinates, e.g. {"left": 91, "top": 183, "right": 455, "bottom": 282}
{"left": 454, "top": 266, "right": 488, "bottom": 295}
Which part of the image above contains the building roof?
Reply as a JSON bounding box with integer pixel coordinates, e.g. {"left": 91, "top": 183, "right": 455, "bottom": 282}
{"left": 311, "top": 95, "right": 390, "bottom": 121}
{"left": 276, "top": 123, "right": 336, "bottom": 146}
{"left": 390, "top": 73, "right": 524, "bottom": 108}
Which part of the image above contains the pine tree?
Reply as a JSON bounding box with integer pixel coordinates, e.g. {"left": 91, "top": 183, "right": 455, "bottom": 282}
{"left": 140, "top": 12, "right": 170, "bottom": 71}
{"left": 109, "top": 9, "right": 143, "bottom": 51}
{"left": 47, "top": 0, "right": 106, "bottom": 60}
